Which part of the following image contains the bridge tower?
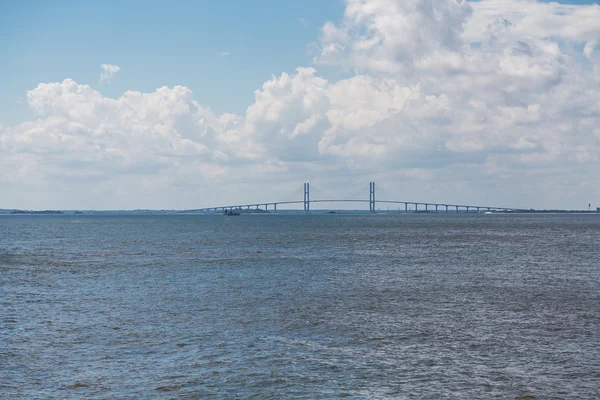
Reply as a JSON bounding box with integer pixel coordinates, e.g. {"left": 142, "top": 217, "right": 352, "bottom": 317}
{"left": 303, "top": 182, "right": 310, "bottom": 213}
{"left": 369, "top": 182, "right": 376, "bottom": 213}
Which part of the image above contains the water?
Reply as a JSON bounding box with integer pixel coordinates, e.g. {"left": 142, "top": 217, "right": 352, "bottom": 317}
{"left": 1, "top": 214, "right": 599, "bottom": 399}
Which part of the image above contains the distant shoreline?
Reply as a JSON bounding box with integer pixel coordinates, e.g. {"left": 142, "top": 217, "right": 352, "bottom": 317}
{"left": 1, "top": 209, "right": 598, "bottom": 216}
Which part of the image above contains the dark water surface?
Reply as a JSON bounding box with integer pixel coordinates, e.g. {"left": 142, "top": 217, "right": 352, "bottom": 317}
{"left": 1, "top": 214, "right": 599, "bottom": 399}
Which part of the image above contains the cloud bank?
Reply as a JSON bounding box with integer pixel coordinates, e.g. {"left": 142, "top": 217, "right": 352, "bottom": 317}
{"left": 1, "top": 0, "right": 600, "bottom": 209}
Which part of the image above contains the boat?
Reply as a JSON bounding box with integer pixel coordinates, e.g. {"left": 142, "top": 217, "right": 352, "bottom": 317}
{"left": 223, "top": 209, "right": 241, "bottom": 216}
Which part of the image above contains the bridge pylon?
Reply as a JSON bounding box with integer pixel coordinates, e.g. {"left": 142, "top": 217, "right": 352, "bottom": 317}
{"left": 369, "top": 182, "right": 376, "bottom": 212}
{"left": 303, "top": 182, "right": 310, "bottom": 213}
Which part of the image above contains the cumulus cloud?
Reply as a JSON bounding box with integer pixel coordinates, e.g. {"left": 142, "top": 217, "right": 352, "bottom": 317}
{"left": 310, "top": 0, "right": 599, "bottom": 170}
{"left": 100, "top": 64, "right": 120, "bottom": 82}
{"left": 465, "top": 0, "right": 600, "bottom": 43}
{"left": 584, "top": 41, "right": 596, "bottom": 59}
{"left": 2, "top": 0, "right": 600, "bottom": 209}
{"left": 8, "top": 79, "right": 259, "bottom": 172}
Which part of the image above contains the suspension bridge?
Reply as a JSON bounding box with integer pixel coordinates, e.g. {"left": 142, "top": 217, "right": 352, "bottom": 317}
{"left": 184, "top": 182, "right": 523, "bottom": 214}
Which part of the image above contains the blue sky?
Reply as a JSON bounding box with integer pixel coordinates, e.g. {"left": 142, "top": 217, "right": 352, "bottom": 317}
{"left": 1, "top": 0, "right": 599, "bottom": 209}
{"left": 0, "top": 0, "right": 345, "bottom": 124}
{"left": 1, "top": 0, "right": 597, "bottom": 125}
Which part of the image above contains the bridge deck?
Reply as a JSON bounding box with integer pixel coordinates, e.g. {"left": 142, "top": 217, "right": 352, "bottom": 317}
{"left": 184, "top": 199, "right": 520, "bottom": 213}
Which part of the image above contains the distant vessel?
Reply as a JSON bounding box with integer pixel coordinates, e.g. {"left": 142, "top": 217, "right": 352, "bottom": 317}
{"left": 224, "top": 209, "right": 241, "bottom": 216}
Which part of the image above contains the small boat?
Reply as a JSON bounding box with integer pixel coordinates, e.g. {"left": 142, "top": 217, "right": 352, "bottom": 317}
{"left": 224, "top": 209, "right": 241, "bottom": 216}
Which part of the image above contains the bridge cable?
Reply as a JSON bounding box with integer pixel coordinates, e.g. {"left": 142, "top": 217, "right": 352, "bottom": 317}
{"left": 279, "top": 185, "right": 305, "bottom": 202}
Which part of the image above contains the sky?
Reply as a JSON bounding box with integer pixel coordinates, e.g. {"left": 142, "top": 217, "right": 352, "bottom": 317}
{"left": 1, "top": 0, "right": 599, "bottom": 210}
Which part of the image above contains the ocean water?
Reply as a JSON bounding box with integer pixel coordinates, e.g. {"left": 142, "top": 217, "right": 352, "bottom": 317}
{"left": 1, "top": 213, "right": 599, "bottom": 399}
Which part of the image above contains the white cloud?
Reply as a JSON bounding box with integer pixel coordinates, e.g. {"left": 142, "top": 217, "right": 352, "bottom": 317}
{"left": 2, "top": 0, "right": 600, "bottom": 209}
{"left": 465, "top": 0, "right": 600, "bottom": 43}
{"left": 219, "top": 51, "right": 232, "bottom": 57}
{"left": 584, "top": 41, "right": 596, "bottom": 59}
{"left": 100, "top": 64, "right": 120, "bottom": 82}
